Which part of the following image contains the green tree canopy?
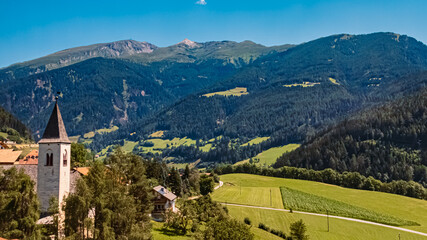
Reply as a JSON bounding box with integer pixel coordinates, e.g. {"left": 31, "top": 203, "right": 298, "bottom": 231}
{"left": 0, "top": 167, "right": 40, "bottom": 239}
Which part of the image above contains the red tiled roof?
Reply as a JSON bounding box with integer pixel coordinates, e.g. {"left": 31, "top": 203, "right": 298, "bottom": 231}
{"left": 17, "top": 150, "right": 38, "bottom": 165}
{"left": 74, "top": 167, "right": 90, "bottom": 176}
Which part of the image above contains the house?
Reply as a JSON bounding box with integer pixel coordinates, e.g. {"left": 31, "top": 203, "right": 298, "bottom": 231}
{"left": 0, "top": 149, "right": 22, "bottom": 165}
{"left": 16, "top": 150, "right": 38, "bottom": 165}
{"left": 152, "top": 185, "right": 177, "bottom": 221}
{"left": 0, "top": 142, "right": 9, "bottom": 149}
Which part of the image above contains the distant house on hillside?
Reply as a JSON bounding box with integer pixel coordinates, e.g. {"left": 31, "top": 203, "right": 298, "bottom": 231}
{"left": 0, "top": 142, "right": 9, "bottom": 149}
{"left": 152, "top": 185, "right": 177, "bottom": 221}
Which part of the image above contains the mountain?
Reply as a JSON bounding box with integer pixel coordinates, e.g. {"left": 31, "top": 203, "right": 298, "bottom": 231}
{"left": 0, "top": 40, "right": 157, "bottom": 83}
{"left": 0, "top": 106, "right": 32, "bottom": 142}
{"left": 274, "top": 76, "right": 427, "bottom": 187}
{"left": 97, "top": 33, "right": 427, "bottom": 146}
{"left": 0, "top": 39, "right": 291, "bottom": 138}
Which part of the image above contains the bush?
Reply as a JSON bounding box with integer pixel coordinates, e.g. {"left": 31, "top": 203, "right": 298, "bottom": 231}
{"left": 258, "top": 223, "right": 270, "bottom": 232}
{"left": 258, "top": 222, "right": 287, "bottom": 239}
{"left": 244, "top": 217, "right": 251, "bottom": 225}
{"left": 290, "top": 220, "right": 308, "bottom": 240}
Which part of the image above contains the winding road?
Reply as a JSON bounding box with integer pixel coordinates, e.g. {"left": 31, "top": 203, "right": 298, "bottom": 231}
{"left": 220, "top": 202, "right": 427, "bottom": 238}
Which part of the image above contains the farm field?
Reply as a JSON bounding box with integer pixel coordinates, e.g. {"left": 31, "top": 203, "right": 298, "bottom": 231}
{"left": 280, "top": 187, "right": 415, "bottom": 226}
{"left": 241, "top": 137, "right": 270, "bottom": 146}
{"left": 235, "top": 144, "right": 300, "bottom": 166}
{"left": 202, "top": 87, "right": 248, "bottom": 97}
{"left": 227, "top": 205, "right": 425, "bottom": 240}
{"left": 212, "top": 174, "right": 427, "bottom": 233}
{"left": 283, "top": 82, "right": 320, "bottom": 87}
{"left": 70, "top": 126, "right": 119, "bottom": 143}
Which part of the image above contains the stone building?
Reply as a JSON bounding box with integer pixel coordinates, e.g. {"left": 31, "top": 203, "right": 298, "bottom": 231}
{"left": 37, "top": 102, "right": 71, "bottom": 214}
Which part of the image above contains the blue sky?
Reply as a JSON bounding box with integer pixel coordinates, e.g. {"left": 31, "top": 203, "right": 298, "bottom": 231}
{"left": 1, "top": 0, "right": 426, "bottom": 68}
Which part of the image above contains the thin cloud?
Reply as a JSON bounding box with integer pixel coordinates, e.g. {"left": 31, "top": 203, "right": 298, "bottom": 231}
{"left": 196, "top": 0, "right": 207, "bottom": 5}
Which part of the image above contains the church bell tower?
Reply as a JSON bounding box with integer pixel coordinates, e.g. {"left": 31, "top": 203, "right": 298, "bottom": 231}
{"left": 37, "top": 101, "right": 71, "bottom": 213}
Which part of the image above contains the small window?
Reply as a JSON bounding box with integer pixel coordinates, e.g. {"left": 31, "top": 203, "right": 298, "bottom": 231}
{"left": 46, "top": 153, "right": 53, "bottom": 166}
{"left": 63, "top": 149, "right": 68, "bottom": 167}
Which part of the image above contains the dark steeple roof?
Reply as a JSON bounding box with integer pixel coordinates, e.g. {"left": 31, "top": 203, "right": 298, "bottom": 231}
{"left": 38, "top": 102, "right": 70, "bottom": 144}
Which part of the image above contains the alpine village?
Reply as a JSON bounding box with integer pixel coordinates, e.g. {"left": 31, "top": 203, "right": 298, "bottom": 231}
{"left": 1, "top": 2, "right": 427, "bottom": 240}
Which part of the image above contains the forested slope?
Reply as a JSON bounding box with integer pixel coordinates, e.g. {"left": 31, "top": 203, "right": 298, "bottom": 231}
{"left": 274, "top": 83, "right": 427, "bottom": 186}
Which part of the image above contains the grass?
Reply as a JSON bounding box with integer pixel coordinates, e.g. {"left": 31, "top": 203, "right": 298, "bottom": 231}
{"left": 241, "top": 137, "right": 270, "bottom": 146}
{"left": 151, "top": 221, "right": 191, "bottom": 240}
{"left": 149, "top": 130, "right": 165, "bottom": 138}
{"left": 235, "top": 144, "right": 300, "bottom": 166}
{"left": 213, "top": 184, "right": 284, "bottom": 209}
{"left": 151, "top": 218, "right": 283, "bottom": 240}
{"left": 284, "top": 82, "right": 320, "bottom": 87}
{"left": 329, "top": 77, "right": 340, "bottom": 85}
{"left": 137, "top": 137, "right": 213, "bottom": 154}
{"left": 122, "top": 140, "right": 137, "bottom": 152}
{"left": 203, "top": 87, "right": 248, "bottom": 97}
{"left": 280, "top": 187, "right": 416, "bottom": 226}
{"left": 227, "top": 205, "right": 425, "bottom": 240}
{"left": 83, "top": 125, "right": 119, "bottom": 139}
{"left": 212, "top": 174, "right": 427, "bottom": 233}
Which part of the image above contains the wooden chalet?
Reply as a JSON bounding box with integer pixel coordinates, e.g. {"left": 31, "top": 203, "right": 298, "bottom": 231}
{"left": 152, "top": 185, "right": 177, "bottom": 221}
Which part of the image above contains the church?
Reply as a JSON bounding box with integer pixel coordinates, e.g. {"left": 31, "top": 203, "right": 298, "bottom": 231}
{"left": 37, "top": 101, "right": 71, "bottom": 214}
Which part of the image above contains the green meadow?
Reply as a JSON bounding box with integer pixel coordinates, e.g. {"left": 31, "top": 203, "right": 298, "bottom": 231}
{"left": 235, "top": 144, "right": 300, "bottom": 166}
{"left": 280, "top": 187, "right": 415, "bottom": 226}
{"left": 212, "top": 173, "right": 427, "bottom": 239}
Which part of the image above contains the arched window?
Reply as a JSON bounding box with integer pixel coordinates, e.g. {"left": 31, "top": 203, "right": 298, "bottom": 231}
{"left": 46, "top": 153, "right": 53, "bottom": 166}
{"left": 63, "top": 149, "right": 68, "bottom": 167}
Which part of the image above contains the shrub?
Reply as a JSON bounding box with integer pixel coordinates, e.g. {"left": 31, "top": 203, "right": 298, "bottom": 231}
{"left": 244, "top": 217, "right": 251, "bottom": 225}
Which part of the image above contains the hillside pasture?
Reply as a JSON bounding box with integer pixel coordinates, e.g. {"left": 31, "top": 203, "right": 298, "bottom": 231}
{"left": 149, "top": 130, "right": 165, "bottom": 138}
{"left": 241, "top": 137, "right": 270, "bottom": 146}
{"left": 227, "top": 205, "right": 425, "bottom": 240}
{"left": 213, "top": 174, "right": 427, "bottom": 233}
{"left": 283, "top": 82, "right": 320, "bottom": 87}
{"left": 280, "top": 187, "right": 416, "bottom": 226}
{"left": 235, "top": 144, "right": 300, "bottom": 166}
{"left": 202, "top": 87, "right": 248, "bottom": 97}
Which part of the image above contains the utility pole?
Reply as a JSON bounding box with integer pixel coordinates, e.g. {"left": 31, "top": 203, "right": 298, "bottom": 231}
{"left": 270, "top": 188, "right": 272, "bottom": 206}
{"left": 327, "top": 210, "right": 330, "bottom": 232}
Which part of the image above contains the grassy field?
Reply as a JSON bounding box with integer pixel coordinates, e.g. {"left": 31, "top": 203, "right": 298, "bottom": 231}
{"left": 151, "top": 218, "right": 283, "bottom": 240}
{"left": 214, "top": 184, "right": 284, "bottom": 209}
{"left": 235, "top": 144, "right": 300, "bottom": 166}
{"left": 227, "top": 205, "right": 425, "bottom": 240}
{"left": 203, "top": 87, "right": 248, "bottom": 97}
{"left": 212, "top": 174, "right": 427, "bottom": 233}
{"left": 83, "top": 125, "right": 119, "bottom": 138}
{"left": 241, "top": 137, "right": 270, "bottom": 146}
{"left": 151, "top": 221, "right": 191, "bottom": 240}
{"left": 284, "top": 82, "right": 320, "bottom": 87}
{"left": 280, "top": 187, "right": 415, "bottom": 226}
{"left": 149, "top": 130, "right": 165, "bottom": 138}
{"left": 329, "top": 77, "right": 340, "bottom": 85}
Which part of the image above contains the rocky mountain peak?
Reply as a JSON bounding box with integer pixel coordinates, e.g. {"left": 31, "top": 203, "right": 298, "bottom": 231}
{"left": 177, "top": 38, "right": 199, "bottom": 48}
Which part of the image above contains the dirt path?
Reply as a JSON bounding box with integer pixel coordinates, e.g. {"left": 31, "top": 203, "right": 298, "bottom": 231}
{"left": 214, "top": 181, "right": 223, "bottom": 190}
{"left": 221, "top": 203, "right": 427, "bottom": 238}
